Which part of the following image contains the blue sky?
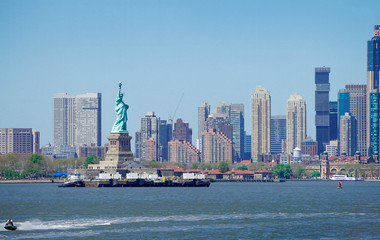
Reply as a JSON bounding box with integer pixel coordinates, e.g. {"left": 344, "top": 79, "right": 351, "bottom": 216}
{"left": 0, "top": 0, "right": 379, "bottom": 148}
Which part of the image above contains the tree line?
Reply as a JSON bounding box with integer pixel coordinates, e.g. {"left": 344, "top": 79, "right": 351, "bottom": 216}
{"left": 1, "top": 153, "right": 378, "bottom": 180}
{"left": 0, "top": 153, "right": 98, "bottom": 179}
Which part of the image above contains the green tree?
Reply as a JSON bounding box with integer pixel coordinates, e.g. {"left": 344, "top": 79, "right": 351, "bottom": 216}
{"left": 218, "top": 161, "right": 230, "bottom": 173}
{"left": 272, "top": 164, "right": 291, "bottom": 179}
{"left": 21, "top": 154, "right": 43, "bottom": 177}
{"left": 85, "top": 155, "right": 101, "bottom": 168}
{"left": 311, "top": 171, "right": 320, "bottom": 178}
{"left": 249, "top": 162, "right": 266, "bottom": 171}
{"left": 142, "top": 160, "right": 162, "bottom": 169}
{"left": 237, "top": 164, "right": 248, "bottom": 170}
{"left": 190, "top": 162, "right": 201, "bottom": 169}
{"left": 2, "top": 170, "right": 21, "bottom": 179}
{"left": 30, "top": 154, "right": 42, "bottom": 165}
{"left": 204, "top": 163, "right": 216, "bottom": 170}
{"left": 177, "top": 163, "right": 186, "bottom": 169}
{"left": 291, "top": 163, "right": 306, "bottom": 179}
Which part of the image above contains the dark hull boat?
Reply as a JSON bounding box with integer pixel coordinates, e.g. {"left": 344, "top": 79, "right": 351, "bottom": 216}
{"left": 4, "top": 224, "right": 17, "bottom": 231}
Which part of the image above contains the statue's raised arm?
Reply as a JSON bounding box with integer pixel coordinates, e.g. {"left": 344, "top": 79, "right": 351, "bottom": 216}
{"left": 118, "top": 81, "right": 122, "bottom": 96}
{"left": 111, "top": 81, "right": 129, "bottom": 133}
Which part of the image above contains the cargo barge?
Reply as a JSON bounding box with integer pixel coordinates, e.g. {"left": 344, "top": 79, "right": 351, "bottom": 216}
{"left": 83, "top": 178, "right": 210, "bottom": 187}
{"left": 59, "top": 172, "right": 211, "bottom": 188}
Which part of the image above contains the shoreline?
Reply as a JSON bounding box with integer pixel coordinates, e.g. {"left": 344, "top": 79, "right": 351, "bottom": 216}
{"left": 0, "top": 179, "right": 65, "bottom": 184}
{"left": 0, "top": 179, "right": 379, "bottom": 184}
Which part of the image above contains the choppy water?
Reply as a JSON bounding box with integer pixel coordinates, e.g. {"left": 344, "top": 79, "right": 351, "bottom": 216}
{"left": 0, "top": 181, "right": 379, "bottom": 239}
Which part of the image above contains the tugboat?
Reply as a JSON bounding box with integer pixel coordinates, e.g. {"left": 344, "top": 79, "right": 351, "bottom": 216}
{"left": 59, "top": 172, "right": 85, "bottom": 187}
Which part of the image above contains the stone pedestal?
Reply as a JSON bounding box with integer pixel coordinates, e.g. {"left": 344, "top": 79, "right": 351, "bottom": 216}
{"left": 88, "top": 132, "right": 133, "bottom": 172}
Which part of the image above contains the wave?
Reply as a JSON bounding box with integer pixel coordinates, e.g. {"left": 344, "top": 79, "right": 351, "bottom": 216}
{"left": 14, "top": 219, "right": 111, "bottom": 231}
{"left": 5, "top": 212, "right": 375, "bottom": 232}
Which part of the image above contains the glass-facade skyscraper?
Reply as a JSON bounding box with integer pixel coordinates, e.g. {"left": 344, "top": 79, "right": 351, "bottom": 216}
{"left": 369, "top": 92, "right": 379, "bottom": 154}
{"left": 329, "top": 101, "right": 338, "bottom": 141}
{"left": 315, "top": 67, "right": 331, "bottom": 155}
{"left": 159, "top": 120, "right": 172, "bottom": 161}
{"left": 338, "top": 90, "right": 350, "bottom": 141}
{"left": 367, "top": 25, "right": 380, "bottom": 91}
{"left": 270, "top": 115, "right": 286, "bottom": 153}
{"left": 230, "top": 104, "right": 244, "bottom": 161}
{"left": 367, "top": 25, "right": 380, "bottom": 155}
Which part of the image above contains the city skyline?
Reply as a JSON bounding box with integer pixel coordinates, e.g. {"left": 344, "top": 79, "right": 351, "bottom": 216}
{"left": 0, "top": 1, "right": 379, "bottom": 147}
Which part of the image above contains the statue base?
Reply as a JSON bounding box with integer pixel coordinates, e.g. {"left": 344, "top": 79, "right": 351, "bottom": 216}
{"left": 88, "top": 132, "right": 133, "bottom": 172}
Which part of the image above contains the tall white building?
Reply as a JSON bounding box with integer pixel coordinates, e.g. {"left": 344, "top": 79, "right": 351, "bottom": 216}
{"left": 286, "top": 94, "right": 306, "bottom": 154}
{"left": 53, "top": 93, "right": 101, "bottom": 152}
{"left": 251, "top": 86, "right": 271, "bottom": 158}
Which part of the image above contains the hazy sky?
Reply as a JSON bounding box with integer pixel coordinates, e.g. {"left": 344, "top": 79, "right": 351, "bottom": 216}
{"left": 0, "top": 0, "right": 379, "bottom": 148}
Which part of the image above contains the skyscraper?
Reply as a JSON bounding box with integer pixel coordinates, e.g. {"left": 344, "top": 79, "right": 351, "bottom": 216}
{"left": 338, "top": 89, "right": 350, "bottom": 141}
{"left": 158, "top": 120, "right": 172, "bottom": 161}
{"left": 369, "top": 92, "right": 379, "bottom": 154}
{"left": 201, "top": 129, "right": 233, "bottom": 163}
{"left": 286, "top": 94, "right": 306, "bottom": 154}
{"left": 53, "top": 93, "right": 101, "bottom": 151}
{"left": 197, "top": 102, "right": 211, "bottom": 149}
{"left": 270, "top": 115, "right": 286, "bottom": 153}
{"left": 244, "top": 132, "right": 251, "bottom": 160}
{"left": 173, "top": 118, "right": 192, "bottom": 143}
{"left": 230, "top": 104, "right": 244, "bottom": 161}
{"left": 136, "top": 112, "right": 160, "bottom": 161}
{"left": 315, "top": 67, "right": 330, "bottom": 154}
{"left": 329, "top": 101, "right": 338, "bottom": 141}
{"left": 367, "top": 25, "right": 380, "bottom": 155}
{"left": 206, "top": 114, "right": 232, "bottom": 140}
{"left": 346, "top": 84, "right": 367, "bottom": 155}
{"left": 168, "top": 140, "right": 201, "bottom": 164}
{"left": 251, "top": 86, "right": 271, "bottom": 158}
{"left": 75, "top": 93, "right": 102, "bottom": 149}
{"left": 214, "top": 102, "right": 230, "bottom": 115}
{"left": 340, "top": 112, "right": 357, "bottom": 156}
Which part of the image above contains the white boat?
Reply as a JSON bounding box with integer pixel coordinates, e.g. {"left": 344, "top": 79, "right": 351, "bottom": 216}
{"left": 59, "top": 173, "right": 85, "bottom": 187}
{"left": 330, "top": 175, "right": 358, "bottom": 181}
{"left": 66, "top": 172, "right": 83, "bottom": 182}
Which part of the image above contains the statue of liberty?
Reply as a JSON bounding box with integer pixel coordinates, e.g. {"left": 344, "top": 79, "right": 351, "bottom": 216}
{"left": 111, "top": 82, "right": 129, "bottom": 133}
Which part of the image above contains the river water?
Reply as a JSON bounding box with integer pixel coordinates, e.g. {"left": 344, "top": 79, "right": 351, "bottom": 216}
{"left": 0, "top": 181, "right": 379, "bottom": 239}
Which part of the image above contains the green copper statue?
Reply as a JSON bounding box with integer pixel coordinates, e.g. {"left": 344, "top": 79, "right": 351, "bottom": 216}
{"left": 111, "top": 81, "right": 129, "bottom": 133}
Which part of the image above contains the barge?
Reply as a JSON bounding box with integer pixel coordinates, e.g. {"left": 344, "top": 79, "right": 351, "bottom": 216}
{"left": 83, "top": 178, "right": 210, "bottom": 187}
{"left": 59, "top": 172, "right": 211, "bottom": 188}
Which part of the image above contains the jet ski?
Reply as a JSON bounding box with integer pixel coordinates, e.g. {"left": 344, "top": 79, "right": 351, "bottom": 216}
{"left": 4, "top": 224, "right": 17, "bottom": 231}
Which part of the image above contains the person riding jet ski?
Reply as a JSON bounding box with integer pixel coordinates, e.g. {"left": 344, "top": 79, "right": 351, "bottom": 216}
{"left": 5, "top": 219, "right": 13, "bottom": 226}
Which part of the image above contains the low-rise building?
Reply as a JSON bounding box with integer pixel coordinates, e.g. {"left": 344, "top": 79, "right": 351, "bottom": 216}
{"left": 224, "top": 170, "right": 255, "bottom": 180}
